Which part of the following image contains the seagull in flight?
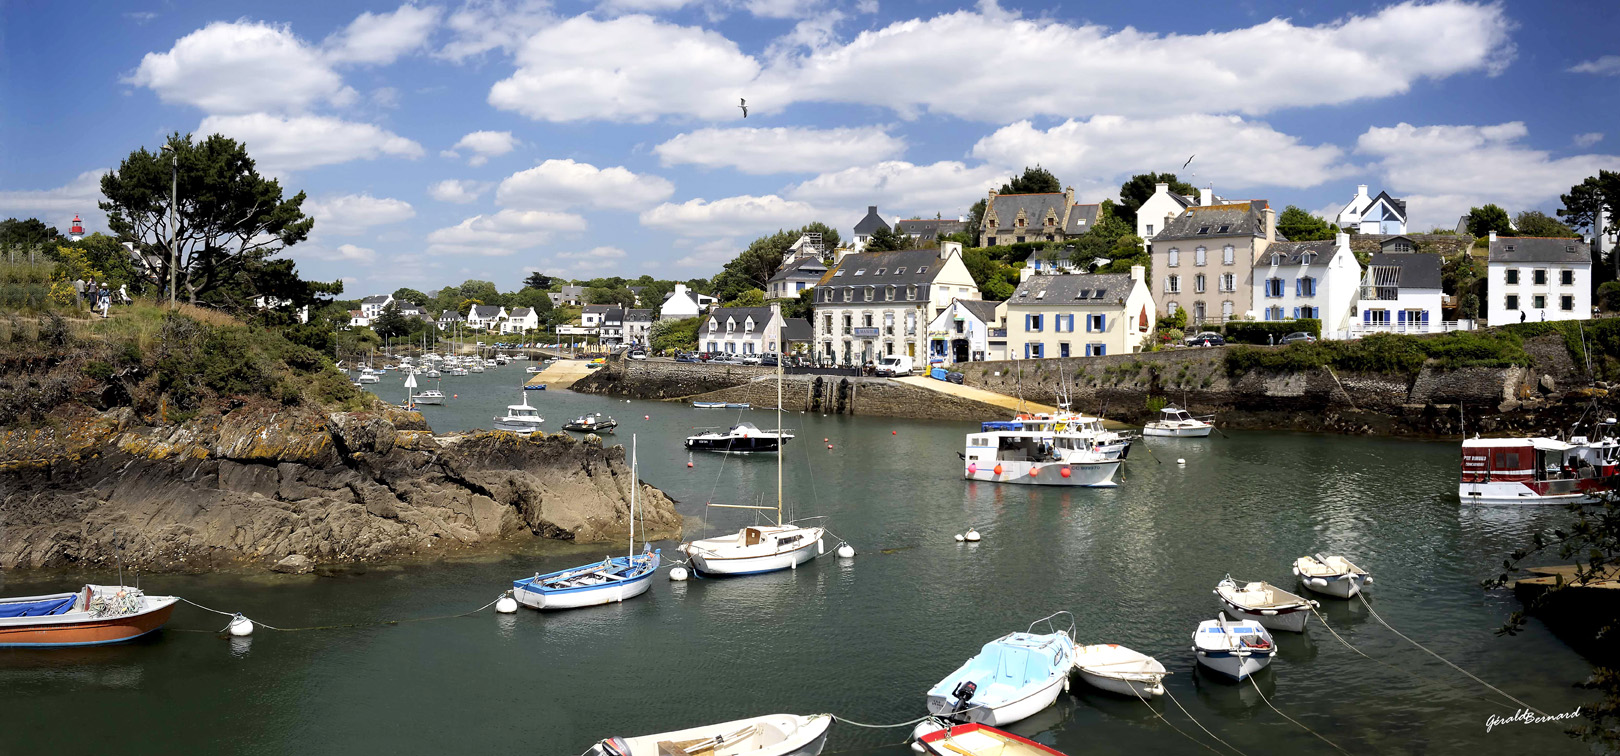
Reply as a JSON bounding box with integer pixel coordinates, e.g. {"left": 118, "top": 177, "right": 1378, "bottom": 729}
{"left": 739, "top": 98, "right": 748, "bottom": 118}
{"left": 1182, "top": 154, "right": 1195, "bottom": 169}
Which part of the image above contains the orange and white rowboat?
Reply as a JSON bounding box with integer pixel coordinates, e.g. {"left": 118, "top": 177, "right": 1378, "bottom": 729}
{"left": 914, "top": 722, "right": 1069, "bottom": 756}
{"left": 0, "top": 585, "right": 178, "bottom": 647}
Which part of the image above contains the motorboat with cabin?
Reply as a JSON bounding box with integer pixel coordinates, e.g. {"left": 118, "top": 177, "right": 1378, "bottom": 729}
{"left": 563, "top": 413, "right": 618, "bottom": 433}
{"left": 1213, "top": 575, "right": 1316, "bottom": 633}
{"left": 1460, "top": 422, "right": 1620, "bottom": 504}
{"left": 964, "top": 424, "right": 1120, "bottom": 487}
{"left": 0, "top": 585, "right": 178, "bottom": 647}
{"left": 685, "top": 423, "right": 791, "bottom": 453}
{"left": 1293, "top": 554, "right": 1372, "bottom": 599}
{"left": 1071, "top": 644, "right": 1168, "bottom": 698}
{"left": 999, "top": 410, "right": 1133, "bottom": 460}
{"left": 925, "top": 612, "right": 1077, "bottom": 726}
{"left": 1192, "top": 613, "right": 1275, "bottom": 681}
{"left": 492, "top": 393, "right": 544, "bottom": 435}
{"left": 587, "top": 713, "right": 831, "bottom": 756}
{"left": 1142, "top": 407, "right": 1213, "bottom": 437}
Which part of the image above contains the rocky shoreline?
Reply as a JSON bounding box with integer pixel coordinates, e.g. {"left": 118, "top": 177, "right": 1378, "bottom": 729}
{"left": 0, "top": 404, "right": 680, "bottom": 573}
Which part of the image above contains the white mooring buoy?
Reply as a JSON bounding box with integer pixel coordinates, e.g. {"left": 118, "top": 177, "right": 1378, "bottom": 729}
{"left": 954, "top": 533, "right": 965, "bottom": 542}
{"left": 837, "top": 543, "right": 855, "bottom": 559}
{"left": 495, "top": 594, "right": 519, "bottom": 614}
{"left": 1177, "top": 458, "right": 1186, "bottom": 466}
{"left": 670, "top": 566, "right": 690, "bottom": 582}
{"left": 228, "top": 614, "right": 254, "bottom": 636}
{"left": 965, "top": 529, "right": 981, "bottom": 542}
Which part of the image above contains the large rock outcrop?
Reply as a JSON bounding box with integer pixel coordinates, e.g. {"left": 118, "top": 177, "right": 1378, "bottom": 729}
{"left": 0, "top": 405, "right": 680, "bottom": 571}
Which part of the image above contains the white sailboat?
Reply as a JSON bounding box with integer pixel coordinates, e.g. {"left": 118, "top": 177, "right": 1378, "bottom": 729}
{"left": 679, "top": 312, "right": 827, "bottom": 577}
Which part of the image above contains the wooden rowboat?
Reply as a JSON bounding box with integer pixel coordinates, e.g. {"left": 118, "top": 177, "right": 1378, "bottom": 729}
{"left": 914, "top": 722, "right": 1069, "bottom": 755}
{"left": 0, "top": 585, "right": 178, "bottom": 647}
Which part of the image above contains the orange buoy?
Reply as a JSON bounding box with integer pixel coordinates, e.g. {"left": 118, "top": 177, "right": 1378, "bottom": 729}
{"left": 892, "top": 431, "right": 897, "bottom": 435}
{"left": 823, "top": 438, "right": 829, "bottom": 442}
{"left": 1029, "top": 467, "right": 1040, "bottom": 477}
{"left": 1060, "top": 467, "right": 1071, "bottom": 478}
{"left": 453, "top": 394, "right": 458, "bottom": 398}
{"left": 644, "top": 415, "right": 650, "bottom": 420}
{"left": 827, "top": 444, "right": 834, "bottom": 450}
{"left": 993, "top": 464, "right": 1003, "bottom": 475}
{"left": 687, "top": 462, "right": 694, "bottom": 468}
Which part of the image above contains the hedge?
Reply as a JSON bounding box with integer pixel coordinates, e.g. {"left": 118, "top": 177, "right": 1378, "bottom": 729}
{"left": 1221, "top": 319, "right": 1321, "bottom": 344}
{"left": 1224, "top": 329, "right": 1531, "bottom": 377}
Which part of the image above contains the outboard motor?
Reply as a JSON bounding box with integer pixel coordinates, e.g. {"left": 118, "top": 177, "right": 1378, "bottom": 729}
{"left": 950, "top": 680, "right": 978, "bottom": 717}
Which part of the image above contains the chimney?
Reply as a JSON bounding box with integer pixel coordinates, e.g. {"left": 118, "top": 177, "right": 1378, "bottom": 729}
{"left": 1264, "top": 206, "right": 1276, "bottom": 244}
{"left": 1130, "top": 264, "right": 1144, "bottom": 282}
{"left": 1064, "top": 185, "right": 1075, "bottom": 205}
{"left": 1019, "top": 266, "right": 1034, "bottom": 283}
{"left": 1154, "top": 182, "right": 1168, "bottom": 196}
{"left": 1200, "top": 186, "right": 1213, "bottom": 207}
{"left": 1336, "top": 231, "right": 1349, "bottom": 249}
{"left": 1357, "top": 184, "right": 1369, "bottom": 199}
{"left": 1489, "top": 230, "right": 1497, "bottom": 243}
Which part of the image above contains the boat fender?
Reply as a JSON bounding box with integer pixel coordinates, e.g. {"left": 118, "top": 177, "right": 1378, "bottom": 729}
{"left": 1261, "top": 610, "right": 1277, "bottom": 616}
{"left": 495, "top": 594, "right": 519, "bottom": 614}
{"left": 911, "top": 721, "right": 946, "bottom": 749}
{"left": 993, "top": 464, "right": 1003, "bottom": 476}
{"left": 229, "top": 614, "right": 254, "bottom": 636}
{"left": 1060, "top": 467, "right": 1071, "bottom": 478}
{"left": 670, "top": 567, "right": 690, "bottom": 582}
{"left": 837, "top": 543, "right": 856, "bottom": 558}
{"left": 817, "top": 539, "right": 825, "bottom": 556}
{"left": 1292, "top": 566, "right": 1301, "bottom": 576}
{"left": 1308, "top": 578, "right": 1328, "bottom": 587}
{"left": 1363, "top": 576, "right": 1373, "bottom": 584}
{"left": 1063, "top": 676, "right": 1070, "bottom": 694}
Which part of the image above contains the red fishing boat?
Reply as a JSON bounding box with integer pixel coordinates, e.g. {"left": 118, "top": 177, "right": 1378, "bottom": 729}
{"left": 1460, "top": 427, "right": 1620, "bottom": 504}
{"left": 0, "top": 585, "right": 178, "bottom": 647}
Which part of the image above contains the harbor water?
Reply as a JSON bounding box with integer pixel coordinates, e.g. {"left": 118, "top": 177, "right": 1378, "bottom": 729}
{"left": 0, "top": 365, "right": 1596, "bottom": 754}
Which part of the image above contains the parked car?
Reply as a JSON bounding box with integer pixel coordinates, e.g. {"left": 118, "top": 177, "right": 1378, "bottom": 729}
{"left": 741, "top": 354, "right": 762, "bottom": 365}
{"left": 874, "top": 355, "right": 915, "bottom": 376}
{"left": 628, "top": 350, "right": 647, "bottom": 360}
{"left": 1184, "top": 331, "right": 1225, "bottom": 347}
{"left": 759, "top": 354, "right": 779, "bottom": 367}
{"left": 675, "top": 352, "right": 698, "bottom": 363}
{"left": 1280, "top": 332, "right": 1316, "bottom": 345}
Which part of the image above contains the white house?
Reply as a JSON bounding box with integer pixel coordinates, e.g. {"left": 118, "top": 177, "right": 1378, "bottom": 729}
{"left": 502, "top": 307, "right": 540, "bottom": 334}
{"left": 359, "top": 294, "right": 393, "bottom": 319}
{"left": 927, "top": 299, "right": 1007, "bottom": 364}
{"left": 660, "top": 283, "right": 715, "bottom": 321}
{"left": 812, "top": 242, "right": 982, "bottom": 365}
{"left": 1487, "top": 232, "right": 1593, "bottom": 325}
{"left": 437, "top": 309, "right": 464, "bottom": 331}
{"left": 850, "top": 205, "right": 891, "bottom": 252}
{"left": 347, "top": 309, "right": 370, "bottom": 329}
{"left": 624, "top": 309, "right": 654, "bottom": 345}
{"left": 1134, "top": 182, "right": 1198, "bottom": 246}
{"left": 465, "top": 304, "right": 507, "bottom": 331}
{"left": 1005, "top": 266, "right": 1155, "bottom": 358}
{"left": 768, "top": 256, "right": 828, "bottom": 300}
{"left": 1336, "top": 185, "right": 1408, "bottom": 235}
{"left": 701, "top": 304, "right": 788, "bottom": 355}
{"left": 1249, "top": 233, "right": 1362, "bottom": 338}
{"left": 1355, "top": 250, "right": 1444, "bottom": 334}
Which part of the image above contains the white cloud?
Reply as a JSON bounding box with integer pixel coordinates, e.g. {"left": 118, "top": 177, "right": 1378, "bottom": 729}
{"left": 1575, "top": 133, "right": 1605, "bottom": 149}
{"left": 0, "top": 170, "right": 108, "bottom": 232}
{"left": 488, "top": 14, "right": 761, "bottom": 122}
{"left": 426, "top": 209, "right": 587, "bottom": 254}
{"left": 334, "top": 244, "right": 378, "bottom": 263}
{"left": 1355, "top": 122, "right": 1620, "bottom": 228}
{"left": 441, "top": 130, "right": 519, "bottom": 166}
{"left": 1570, "top": 55, "right": 1620, "bottom": 76}
{"left": 200, "top": 113, "right": 424, "bottom": 172}
{"left": 640, "top": 194, "right": 820, "bottom": 237}
{"left": 428, "top": 179, "right": 492, "bottom": 203}
{"left": 127, "top": 21, "right": 355, "bottom": 114}
{"left": 323, "top": 4, "right": 443, "bottom": 65}
{"left": 786, "top": 160, "right": 1004, "bottom": 219}
{"left": 548, "top": 245, "right": 629, "bottom": 274}
{"left": 305, "top": 194, "right": 416, "bottom": 235}
{"left": 497, "top": 159, "right": 675, "bottom": 210}
{"left": 971, "top": 115, "right": 1350, "bottom": 192}
{"left": 672, "top": 237, "right": 741, "bottom": 268}
{"left": 655, "top": 125, "right": 904, "bottom": 174}
{"left": 438, "top": 0, "right": 557, "bottom": 62}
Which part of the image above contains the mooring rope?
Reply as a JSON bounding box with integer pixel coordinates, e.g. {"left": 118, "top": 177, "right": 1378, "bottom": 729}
{"left": 178, "top": 594, "right": 505, "bottom": 633}
{"left": 830, "top": 713, "right": 934, "bottom": 729}
{"left": 1129, "top": 683, "right": 1227, "bottom": 756}
{"left": 1309, "top": 604, "right": 1512, "bottom": 711}
{"left": 1247, "top": 675, "right": 1351, "bottom": 755}
{"left": 1161, "top": 686, "right": 1248, "bottom": 756}
{"left": 1354, "top": 593, "right": 1546, "bottom": 716}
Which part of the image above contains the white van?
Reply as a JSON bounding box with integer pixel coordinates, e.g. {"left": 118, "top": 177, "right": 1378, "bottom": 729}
{"left": 874, "top": 355, "right": 914, "bottom": 376}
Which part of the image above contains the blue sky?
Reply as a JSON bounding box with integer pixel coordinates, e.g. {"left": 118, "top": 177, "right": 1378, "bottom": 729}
{"left": 2, "top": 0, "right": 1617, "bottom": 298}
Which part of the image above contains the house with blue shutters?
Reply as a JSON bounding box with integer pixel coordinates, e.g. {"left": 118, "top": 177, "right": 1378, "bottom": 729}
{"left": 1355, "top": 247, "right": 1444, "bottom": 335}
{"left": 1249, "top": 232, "right": 1361, "bottom": 338}
{"left": 1005, "top": 266, "right": 1155, "bottom": 358}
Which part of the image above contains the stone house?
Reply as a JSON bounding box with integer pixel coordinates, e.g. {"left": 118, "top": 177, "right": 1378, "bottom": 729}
{"left": 979, "top": 187, "right": 1094, "bottom": 246}
{"left": 624, "top": 309, "right": 654, "bottom": 345}
{"left": 896, "top": 218, "right": 968, "bottom": 245}
{"left": 1150, "top": 201, "right": 1278, "bottom": 326}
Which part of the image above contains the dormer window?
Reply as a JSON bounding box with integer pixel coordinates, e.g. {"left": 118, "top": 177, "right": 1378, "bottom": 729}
{"left": 894, "top": 267, "right": 906, "bottom": 274}
{"left": 917, "top": 266, "right": 928, "bottom": 275}
{"left": 1218, "top": 225, "right": 1230, "bottom": 234}
{"left": 855, "top": 269, "right": 866, "bottom": 276}
{"left": 876, "top": 268, "right": 887, "bottom": 275}
{"left": 1076, "top": 289, "right": 1091, "bottom": 299}
{"left": 834, "top": 270, "right": 845, "bottom": 277}
{"left": 1271, "top": 253, "right": 1283, "bottom": 265}
{"left": 1035, "top": 289, "right": 1046, "bottom": 300}
{"left": 1198, "top": 227, "right": 1210, "bottom": 235}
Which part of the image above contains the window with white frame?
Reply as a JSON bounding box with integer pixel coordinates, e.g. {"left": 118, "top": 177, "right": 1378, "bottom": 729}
{"left": 1223, "top": 245, "right": 1235, "bottom": 265}
{"left": 1168, "top": 248, "right": 1180, "bottom": 267}
{"left": 1195, "top": 273, "right": 1206, "bottom": 293}
{"left": 1166, "top": 274, "right": 1180, "bottom": 293}
{"left": 1195, "top": 246, "right": 1207, "bottom": 266}
{"left": 1221, "top": 273, "right": 1235, "bottom": 292}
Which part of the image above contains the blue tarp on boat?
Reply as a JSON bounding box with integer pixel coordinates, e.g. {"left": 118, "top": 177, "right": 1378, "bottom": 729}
{"left": 0, "top": 595, "right": 76, "bottom": 618}
{"left": 980, "top": 421, "right": 1023, "bottom": 432}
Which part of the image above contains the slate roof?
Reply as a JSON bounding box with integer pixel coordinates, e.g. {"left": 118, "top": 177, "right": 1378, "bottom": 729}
{"left": 1255, "top": 240, "right": 1340, "bottom": 268}
{"left": 896, "top": 218, "right": 968, "bottom": 242}
{"left": 703, "top": 306, "right": 775, "bottom": 335}
{"left": 625, "top": 309, "right": 654, "bottom": 322}
{"left": 1152, "top": 201, "right": 1273, "bottom": 243}
{"left": 438, "top": 310, "right": 464, "bottom": 321}
{"left": 955, "top": 299, "right": 1003, "bottom": 324}
{"left": 1367, "top": 191, "right": 1408, "bottom": 222}
{"left": 817, "top": 249, "right": 950, "bottom": 290}
{"left": 559, "top": 285, "right": 585, "bottom": 296}
{"left": 361, "top": 294, "right": 391, "bottom": 305}
{"left": 1489, "top": 237, "right": 1592, "bottom": 265}
{"left": 985, "top": 193, "right": 1067, "bottom": 234}
{"left": 768, "top": 256, "right": 828, "bottom": 283}
{"left": 853, "top": 206, "right": 890, "bottom": 235}
{"left": 582, "top": 304, "right": 618, "bottom": 314}
{"left": 782, "top": 318, "right": 812, "bottom": 342}
{"left": 469, "top": 305, "right": 504, "bottom": 319}
{"left": 509, "top": 307, "right": 534, "bottom": 318}
{"left": 1063, "top": 204, "right": 1100, "bottom": 235}
{"left": 1009, "top": 273, "right": 1136, "bottom": 305}
{"left": 1364, "top": 253, "right": 1442, "bottom": 291}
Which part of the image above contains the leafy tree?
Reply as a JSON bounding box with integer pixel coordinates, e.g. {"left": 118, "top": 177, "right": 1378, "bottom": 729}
{"left": 965, "top": 199, "right": 988, "bottom": 244}
{"left": 1065, "top": 200, "right": 1135, "bottom": 267}
{"left": 459, "top": 298, "right": 483, "bottom": 315}
{"left": 1560, "top": 171, "right": 1620, "bottom": 238}
{"left": 0, "top": 217, "right": 63, "bottom": 258}
{"left": 586, "top": 286, "right": 636, "bottom": 307}
{"left": 1443, "top": 252, "right": 1485, "bottom": 319}
{"left": 777, "top": 287, "right": 816, "bottom": 320}
{"left": 998, "top": 166, "right": 1061, "bottom": 195}
{"left": 522, "top": 271, "right": 555, "bottom": 290}
{"left": 372, "top": 304, "right": 411, "bottom": 340}
{"left": 510, "top": 286, "right": 555, "bottom": 312}
{"left": 725, "top": 288, "right": 766, "bottom": 307}
{"left": 458, "top": 280, "right": 501, "bottom": 306}
{"left": 962, "top": 248, "right": 1018, "bottom": 300}
{"left": 51, "top": 232, "right": 142, "bottom": 290}
{"left": 711, "top": 224, "right": 841, "bottom": 302}
{"left": 100, "top": 133, "right": 317, "bottom": 305}
{"left": 864, "top": 224, "right": 913, "bottom": 252}
{"left": 1598, "top": 281, "right": 1620, "bottom": 312}
{"left": 393, "top": 288, "right": 430, "bottom": 307}
{"left": 1116, "top": 173, "right": 1196, "bottom": 228}
{"left": 1513, "top": 210, "right": 1578, "bottom": 238}
{"left": 1465, "top": 204, "right": 1515, "bottom": 238}
{"left": 650, "top": 317, "right": 701, "bottom": 353}
{"left": 1276, "top": 206, "right": 1336, "bottom": 242}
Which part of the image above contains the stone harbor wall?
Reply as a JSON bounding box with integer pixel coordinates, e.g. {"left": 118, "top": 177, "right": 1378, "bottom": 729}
{"left": 571, "top": 360, "right": 772, "bottom": 400}
{"left": 686, "top": 375, "right": 1008, "bottom": 421}
{"left": 0, "top": 405, "right": 681, "bottom": 572}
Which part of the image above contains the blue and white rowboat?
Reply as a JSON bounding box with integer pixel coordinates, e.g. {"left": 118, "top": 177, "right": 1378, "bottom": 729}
{"left": 512, "top": 548, "right": 661, "bottom": 610}
{"left": 1192, "top": 613, "right": 1275, "bottom": 681}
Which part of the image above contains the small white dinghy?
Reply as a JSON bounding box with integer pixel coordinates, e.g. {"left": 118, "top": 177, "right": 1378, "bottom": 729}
{"left": 1192, "top": 613, "right": 1275, "bottom": 681}
{"left": 1072, "top": 644, "right": 1168, "bottom": 698}
{"left": 588, "top": 713, "right": 831, "bottom": 756}
{"left": 1293, "top": 554, "right": 1372, "bottom": 599}
{"left": 1214, "top": 575, "right": 1317, "bottom": 633}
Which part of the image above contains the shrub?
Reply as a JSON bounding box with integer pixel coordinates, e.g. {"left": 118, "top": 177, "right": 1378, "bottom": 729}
{"left": 1223, "top": 319, "right": 1321, "bottom": 344}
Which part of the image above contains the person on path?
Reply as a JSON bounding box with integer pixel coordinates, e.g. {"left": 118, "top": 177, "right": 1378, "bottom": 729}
{"left": 98, "top": 285, "right": 111, "bottom": 318}
{"left": 1268, "top": 333, "right": 1274, "bottom": 346}
{"left": 119, "top": 284, "right": 130, "bottom": 304}
{"left": 73, "top": 278, "right": 85, "bottom": 308}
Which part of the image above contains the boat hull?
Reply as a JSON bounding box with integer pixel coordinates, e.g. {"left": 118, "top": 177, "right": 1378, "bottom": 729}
{"left": 685, "top": 436, "right": 786, "bottom": 453}
{"left": 1294, "top": 570, "right": 1368, "bottom": 599}
{"left": 915, "top": 723, "right": 1068, "bottom": 756}
{"left": 1458, "top": 479, "right": 1596, "bottom": 505}
{"left": 0, "top": 598, "right": 177, "bottom": 647}
{"left": 412, "top": 396, "right": 444, "bottom": 406}
{"left": 926, "top": 674, "right": 1066, "bottom": 727}
{"left": 513, "top": 571, "right": 654, "bottom": 610}
{"left": 1194, "top": 649, "right": 1273, "bottom": 681}
{"left": 1142, "top": 425, "right": 1210, "bottom": 437}
{"left": 492, "top": 421, "right": 544, "bottom": 434}
{"left": 590, "top": 713, "right": 829, "bottom": 756}
{"left": 684, "top": 535, "right": 822, "bottom": 576}
{"left": 964, "top": 460, "right": 1118, "bottom": 487}
{"left": 1076, "top": 669, "right": 1162, "bottom": 698}
{"left": 1216, "top": 600, "right": 1310, "bottom": 633}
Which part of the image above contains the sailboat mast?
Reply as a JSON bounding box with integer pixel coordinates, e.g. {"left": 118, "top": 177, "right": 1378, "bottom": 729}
{"left": 777, "top": 316, "right": 784, "bottom": 527}
{"left": 630, "top": 434, "right": 637, "bottom": 559}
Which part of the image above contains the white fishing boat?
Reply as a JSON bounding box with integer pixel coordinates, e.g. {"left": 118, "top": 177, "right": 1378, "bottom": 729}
{"left": 679, "top": 313, "right": 829, "bottom": 578}
{"left": 926, "top": 613, "right": 1077, "bottom": 726}
{"left": 526, "top": 366, "right": 543, "bottom": 373}
{"left": 963, "top": 424, "right": 1120, "bottom": 487}
{"left": 1002, "top": 409, "right": 1134, "bottom": 460}
{"left": 588, "top": 713, "right": 831, "bottom": 756}
{"left": 1293, "top": 554, "right": 1372, "bottom": 599}
{"left": 470, "top": 362, "right": 485, "bottom": 373}
{"left": 685, "top": 423, "right": 792, "bottom": 453}
{"left": 1213, "top": 575, "right": 1316, "bottom": 633}
{"left": 357, "top": 368, "right": 380, "bottom": 385}
{"left": 1071, "top": 644, "right": 1168, "bottom": 698}
{"left": 1142, "top": 407, "right": 1213, "bottom": 437}
{"left": 1192, "top": 613, "right": 1275, "bottom": 681}
{"left": 492, "top": 393, "right": 544, "bottom": 435}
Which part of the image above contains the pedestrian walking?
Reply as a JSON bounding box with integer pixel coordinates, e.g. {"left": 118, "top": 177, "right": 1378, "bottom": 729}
{"left": 1268, "top": 333, "right": 1274, "bottom": 346}
{"left": 119, "top": 284, "right": 130, "bottom": 304}
{"left": 73, "top": 278, "right": 86, "bottom": 308}
{"left": 98, "top": 285, "right": 110, "bottom": 318}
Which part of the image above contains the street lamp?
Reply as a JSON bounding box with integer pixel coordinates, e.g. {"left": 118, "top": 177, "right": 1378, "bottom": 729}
{"left": 160, "top": 143, "right": 178, "bottom": 307}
